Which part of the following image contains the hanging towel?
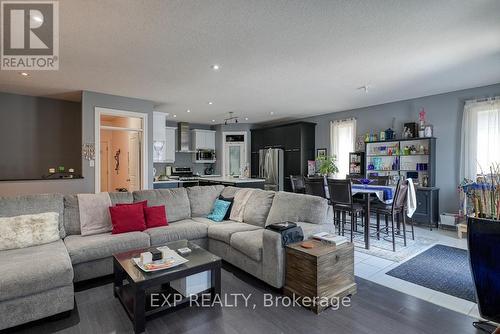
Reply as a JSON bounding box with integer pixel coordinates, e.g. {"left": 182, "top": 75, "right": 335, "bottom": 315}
{"left": 229, "top": 188, "right": 255, "bottom": 222}
{"left": 406, "top": 178, "right": 417, "bottom": 218}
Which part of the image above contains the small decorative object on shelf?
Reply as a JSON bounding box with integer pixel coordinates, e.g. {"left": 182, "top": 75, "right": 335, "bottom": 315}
{"left": 384, "top": 128, "right": 395, "bottom": 140}
{"left": 419, "top": 108, "right": 426, "bottom": 137}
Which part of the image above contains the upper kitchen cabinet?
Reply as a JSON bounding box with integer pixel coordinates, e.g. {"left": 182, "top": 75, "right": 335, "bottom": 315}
{"left": 153, "top": 112, "right": 175, "bottom": 163}
{"left": 191, "top": 129, "right": 216, "bottom": 150}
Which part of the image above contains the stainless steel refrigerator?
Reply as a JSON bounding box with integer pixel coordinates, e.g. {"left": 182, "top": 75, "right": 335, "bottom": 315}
{"left": 258, "top": 148, "right": 284, "bottom": 191}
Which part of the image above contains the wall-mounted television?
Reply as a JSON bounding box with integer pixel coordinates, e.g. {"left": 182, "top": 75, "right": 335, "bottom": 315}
{"left": 0, "top": 93, "right": 82, "bottom": 181}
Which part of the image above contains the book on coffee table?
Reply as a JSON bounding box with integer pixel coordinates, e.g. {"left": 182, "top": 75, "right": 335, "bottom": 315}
{"left": 132, "top": 246, "right": 188, "bottom": 272}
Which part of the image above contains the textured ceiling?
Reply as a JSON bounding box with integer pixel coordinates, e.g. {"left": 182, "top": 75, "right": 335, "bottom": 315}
{"left": 1, "top": 0, "right": 500, "bottom": 124}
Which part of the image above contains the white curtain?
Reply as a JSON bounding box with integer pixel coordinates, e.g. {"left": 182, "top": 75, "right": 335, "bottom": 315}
{"left": 460, "top": 98, "right": 500, "bottom": 180}
{"left": 330, "top": 118, "right": 356, "bottom": 178}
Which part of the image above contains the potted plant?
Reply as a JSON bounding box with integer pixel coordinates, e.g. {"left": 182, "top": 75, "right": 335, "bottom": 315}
{"left": 316, "top": 155, "right": 339, "bottom": 178}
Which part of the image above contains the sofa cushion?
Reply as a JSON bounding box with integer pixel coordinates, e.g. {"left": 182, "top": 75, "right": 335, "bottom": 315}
{"left": 64, "top": 231, "right": 150, "bottom": 264}
{"left": 0, "top": 240, "right": 73, "bottom": 302}
{"left": 191, "top": 217, "right": 235, "bottom": 226}
{"left": 243, "top": 189, "right": 275, "bottom": 227}
{"left": 187, "top": 185, "right": 224, "bottom": 217}
{"left": 265, "top": 191, "right": 330, "bottom": 226}
{"left": 220, "top": 186, "right": 240, "bottom": 199}
{"left": 230, "top": 229, "right": 264, "bottom": 262}
{"left": 208, "top": 222, "right": 261, "bottom": 244}
{"left": 133, "top": 188, "right": 191, "bottom": 223}
{"left": 0, "top": 193, "right": 65, "bottom": 238}
{"left": 63, "top": 192, "right": 134, "bottom": 235}
{"left": 0, "top": 212, "right": 60, "bottom": 251}
{"left": 145, "top": 219, "right": 208, "bottom": 246}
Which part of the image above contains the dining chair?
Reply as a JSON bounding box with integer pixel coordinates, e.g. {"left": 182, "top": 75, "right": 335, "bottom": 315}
{"left": 290, "top": 175, "right": 306, "bottom": 193}
{"left": 345, "top": 175, "right": 362, "bottom": 184}
{"left": 304, "top": 177, "right": 327, "bottom": 198}
{"left": 370, "top": 179, "right": 413, "bottom": 251}
{"left": 327, "top": 179, "right": 364, "bottom": 242}
{"left": 369, "top": 175, "right": 390, "bottom": 186}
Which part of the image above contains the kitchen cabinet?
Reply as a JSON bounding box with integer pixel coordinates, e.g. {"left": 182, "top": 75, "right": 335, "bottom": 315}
{"left": 191, "top": 129, "right": 216, "bottom": 150}
{"left": 153, "top": 112, "right": 175, "bottom": 163}
{"left": 165, "top": 127, "right": 176, "bottom": 163}
{"left": 251, "top": 122, "right": 316, "bottom": 192}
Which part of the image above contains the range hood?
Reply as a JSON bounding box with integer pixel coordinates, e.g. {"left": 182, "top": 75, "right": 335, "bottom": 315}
{"left": 177, "top": 122, "right": 194, "bottom": 152}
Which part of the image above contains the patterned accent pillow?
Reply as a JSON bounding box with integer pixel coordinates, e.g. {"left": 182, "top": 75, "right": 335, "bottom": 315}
{"left": 0, "top": 212, "right": 60, "bottom": 251}
{"left": 207, "top": 199, "right": 232, "bottom": 222}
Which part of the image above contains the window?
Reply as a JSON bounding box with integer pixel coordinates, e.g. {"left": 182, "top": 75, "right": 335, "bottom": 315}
{"left": 330, "top": 118, "right": 356, "bottom": 178}
{"left": 460, "top": 98, "right": 500, "bottom": 180}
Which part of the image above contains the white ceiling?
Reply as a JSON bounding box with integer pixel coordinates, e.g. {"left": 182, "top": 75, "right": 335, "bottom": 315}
{"left": 1, "top": 0, "right": 500, "bottom": 124}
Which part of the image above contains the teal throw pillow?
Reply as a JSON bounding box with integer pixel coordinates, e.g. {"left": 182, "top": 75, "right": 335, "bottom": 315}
{"left": 207, "top": 199, "right": 231, "bottom": 222}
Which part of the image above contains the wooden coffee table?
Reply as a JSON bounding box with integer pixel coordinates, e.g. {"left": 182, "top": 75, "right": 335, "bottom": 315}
{"left": 113, "top": 240, "right": 221, "bottom": 334}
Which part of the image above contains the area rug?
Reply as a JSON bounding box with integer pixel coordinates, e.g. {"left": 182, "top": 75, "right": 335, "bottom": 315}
{"left": 352, "top": 231, "right": 436, "bottom": 262}
{"left": 386, "top": 244, "right": 476, "bottom": 302}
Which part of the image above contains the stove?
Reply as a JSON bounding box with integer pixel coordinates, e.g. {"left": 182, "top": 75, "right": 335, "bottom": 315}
{"left": 171, "top": 167, "right": 199, "bottom": 186}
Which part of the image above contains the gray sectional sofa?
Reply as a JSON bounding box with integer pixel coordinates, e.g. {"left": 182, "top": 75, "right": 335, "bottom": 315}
{"left": 0, "top": 185, "right": 331, "bottom": 330}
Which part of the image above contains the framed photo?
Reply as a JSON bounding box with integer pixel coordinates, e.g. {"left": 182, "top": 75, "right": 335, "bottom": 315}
{"left": 316, "top": 148, "right": 327, "bottom": 158}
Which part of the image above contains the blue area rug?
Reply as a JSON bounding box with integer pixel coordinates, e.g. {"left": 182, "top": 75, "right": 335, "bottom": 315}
{"left": 386, "top": 244, "right": 476, "bottom": 302}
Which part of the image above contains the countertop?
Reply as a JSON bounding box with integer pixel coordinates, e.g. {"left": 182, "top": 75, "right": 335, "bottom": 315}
{"left": 200, "top": 176, "right": 266, "bottom": 183}
{"left": 153, "top": 179, "right": 179, "bottom": 184}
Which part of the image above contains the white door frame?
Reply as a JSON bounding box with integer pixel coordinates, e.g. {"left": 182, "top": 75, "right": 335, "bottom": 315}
{"left": 94, "top": 107, "right": 148, "bottom": 193}
{"left": 221, "top": 131, "right": 247, "bottom": 177}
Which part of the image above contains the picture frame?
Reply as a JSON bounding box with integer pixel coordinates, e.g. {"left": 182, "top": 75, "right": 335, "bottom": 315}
{"left": 316, "top": 148, "right": 327, "bottom": 158}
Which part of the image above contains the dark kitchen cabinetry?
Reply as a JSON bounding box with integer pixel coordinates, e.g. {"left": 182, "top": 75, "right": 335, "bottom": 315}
{"left": 251, "top": 122, "right": 316, "bottom": 192}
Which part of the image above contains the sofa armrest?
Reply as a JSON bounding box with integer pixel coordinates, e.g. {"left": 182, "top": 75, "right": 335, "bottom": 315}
{"left": 262, "top": 229, "right": 285, "bottom": 289}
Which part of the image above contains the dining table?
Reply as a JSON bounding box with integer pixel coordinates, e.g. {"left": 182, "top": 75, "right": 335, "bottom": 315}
{"left": 350, "top": 184, "right": 396, "bottom": 249}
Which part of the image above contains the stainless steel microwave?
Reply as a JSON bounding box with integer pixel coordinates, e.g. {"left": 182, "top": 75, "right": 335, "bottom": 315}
{"left": 195, "top": 150, "right": 216, "bottom": 162}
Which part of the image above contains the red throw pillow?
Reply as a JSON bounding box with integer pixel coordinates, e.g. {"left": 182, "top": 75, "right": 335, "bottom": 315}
{"left": 109, "top": 202, "right": 146, "bottom": 234}
{"left": 144, "top": 205, "right": 168, "bottom": 228}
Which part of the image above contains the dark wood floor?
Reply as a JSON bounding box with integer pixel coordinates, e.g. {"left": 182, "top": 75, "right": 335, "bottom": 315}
{"left": 3, "top": 264, "right": 481, "bottom": 334}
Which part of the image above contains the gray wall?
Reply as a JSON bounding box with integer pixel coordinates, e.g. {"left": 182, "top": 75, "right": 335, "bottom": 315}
{"left": 0, "top": 93, "right": 85, "bottom": 196}
{"left": 299, "top": 83, "right": 500, "bottom": 213}
{"left": 82, "top": 91, "right": 155, "bottom": 193}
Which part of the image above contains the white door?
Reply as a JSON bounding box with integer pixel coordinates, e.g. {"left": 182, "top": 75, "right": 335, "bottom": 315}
{"left": 128, "top": 132, "right": 141, "bottom": 191}
{"left": 224, "top": 142, "right": 246, "bottom": 176}
{"left": 100, "top": 141, "right": 110, "bottom": 192}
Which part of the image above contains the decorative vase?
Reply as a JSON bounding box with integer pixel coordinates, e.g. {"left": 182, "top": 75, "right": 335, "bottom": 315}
{"left": 467, "top": 217, "right": 500, "bottom": 323}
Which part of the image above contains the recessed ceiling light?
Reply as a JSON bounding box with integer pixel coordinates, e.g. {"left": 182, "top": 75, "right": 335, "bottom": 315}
{"left": 20, "top": 72, "right": 29, "bottom": 77}
{"left": 211, "top": 64, "right": 220, "bottom": 71}
{"left": 186, "top": 109, "right": 191, "bottom": 113}
{"left": 245, "top": 117, "right": 249, "bottom": 121}
{"left": 173, "top": 114, "right": 177, "bottom": 118}
{"left": 207, "top": 101, "right": 213, "bottom": 105}
{"left": 211, "top": 119, "right": 215, "bottom": 123}
{"left": 270, "top": 112, "right": 274, "bottom": 115}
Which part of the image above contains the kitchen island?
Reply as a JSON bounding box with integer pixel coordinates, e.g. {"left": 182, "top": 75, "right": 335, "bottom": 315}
{"left": 199, "top": 176, "right": 266, "bottom": 189}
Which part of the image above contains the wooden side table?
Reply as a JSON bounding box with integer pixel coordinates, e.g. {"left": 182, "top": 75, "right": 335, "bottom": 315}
{"left": 284, "top": 240, "right": 356, "bottom": 314}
